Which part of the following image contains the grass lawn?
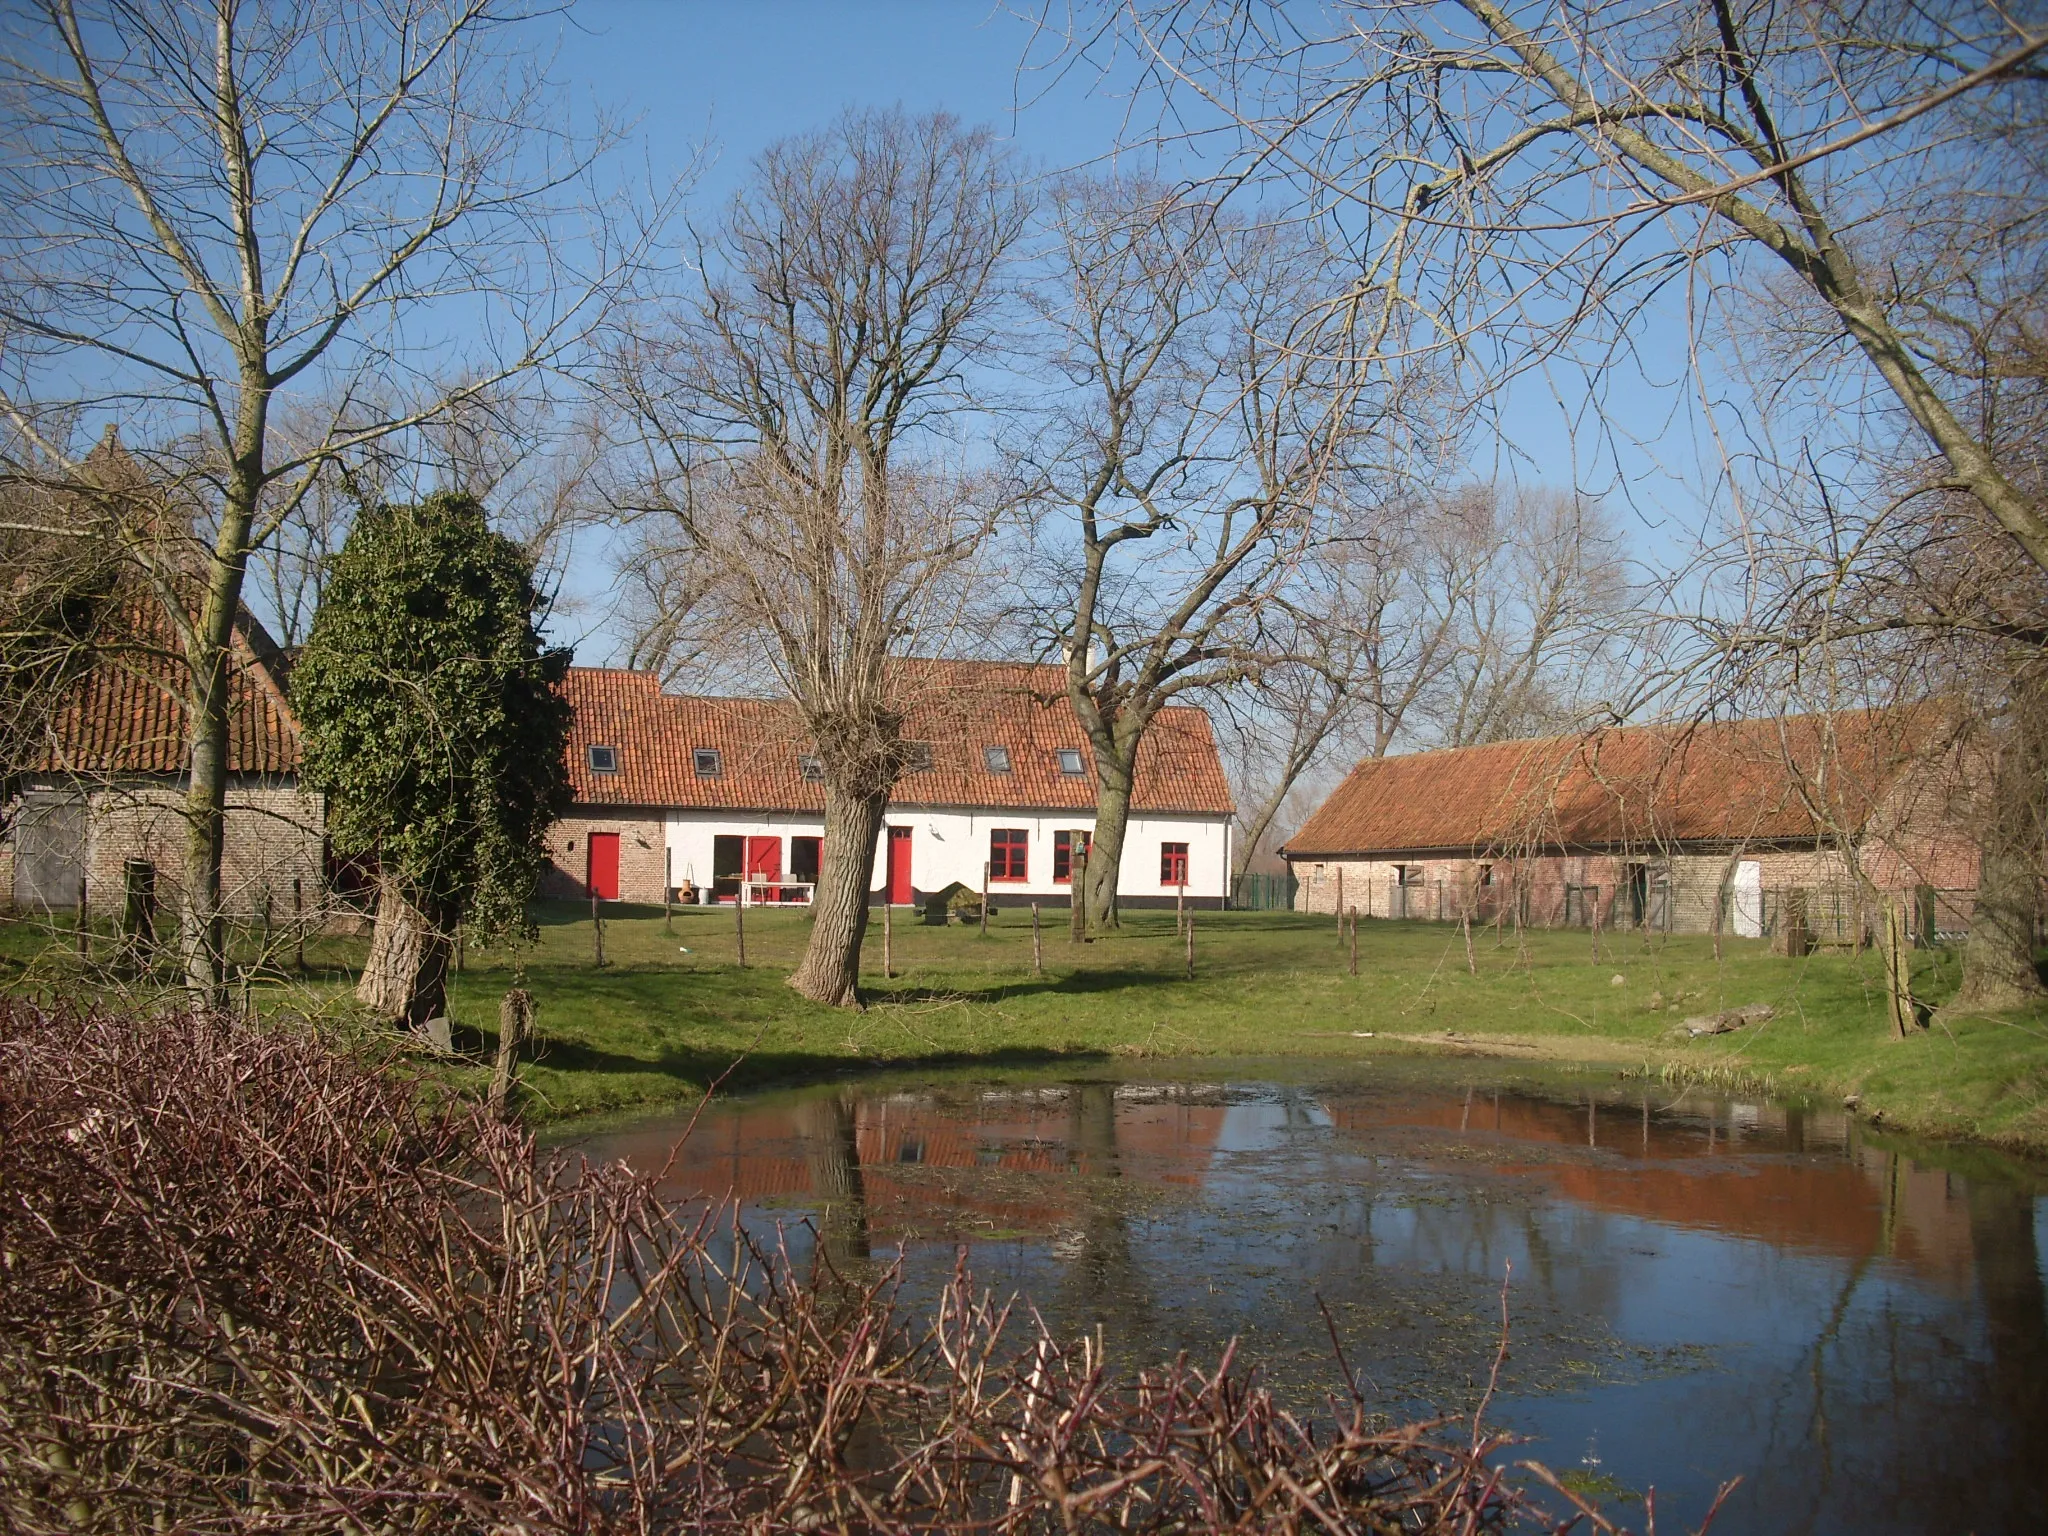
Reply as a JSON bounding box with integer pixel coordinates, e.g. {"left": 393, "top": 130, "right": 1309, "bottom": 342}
{"left": 6, "top": 899, "right": 2047, "bottom": 1150}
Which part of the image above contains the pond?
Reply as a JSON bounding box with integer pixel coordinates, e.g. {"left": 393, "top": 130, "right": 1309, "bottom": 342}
{"left": 568, "top": 1058, "right": 2048, "bottom": 1535}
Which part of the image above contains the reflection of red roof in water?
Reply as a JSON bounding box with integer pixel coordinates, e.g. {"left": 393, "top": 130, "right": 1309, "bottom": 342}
{"left": 1323, "top": 1091, "right": 1970, "bottom": 1283}
{"left": 594, "top": 1089, "right": 1229, "bottom": 1240}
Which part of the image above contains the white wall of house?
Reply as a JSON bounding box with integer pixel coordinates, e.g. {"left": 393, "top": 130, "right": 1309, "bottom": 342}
{"left": 665, "top": 807, "right": 1231, "bottom": 902}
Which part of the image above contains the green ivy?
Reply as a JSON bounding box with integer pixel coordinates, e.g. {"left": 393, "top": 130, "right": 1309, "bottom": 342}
{"left": 294, "top": 493, "right": 573, "bottom": 941}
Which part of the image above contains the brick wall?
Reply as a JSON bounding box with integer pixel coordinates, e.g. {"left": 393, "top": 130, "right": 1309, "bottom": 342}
{"left": 2, "top": 777, "right": 324, "bottom": 917}
{"left": 541, "top": 812, "right": 668, "bottom": 903}
{"left": 1288, "top": 846, "right": 1864, "bottom": 934}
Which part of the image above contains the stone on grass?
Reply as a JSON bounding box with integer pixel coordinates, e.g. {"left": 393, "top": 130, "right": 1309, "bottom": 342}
{"left": 1669, "top": 1003, "right": 1775, "bottom": 1039}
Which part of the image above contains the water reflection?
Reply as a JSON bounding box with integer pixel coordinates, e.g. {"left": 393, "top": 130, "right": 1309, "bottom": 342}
{"left": 578, "top": 1065, "right": 2048, "bottom": 1535}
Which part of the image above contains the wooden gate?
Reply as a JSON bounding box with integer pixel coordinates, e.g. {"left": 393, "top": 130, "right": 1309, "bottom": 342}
{"left": 11, "top": 796, "right": 84, "bottom": 911}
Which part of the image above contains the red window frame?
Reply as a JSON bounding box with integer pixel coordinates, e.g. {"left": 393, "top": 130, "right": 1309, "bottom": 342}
{"left": 989, "top": 827, "right": 1029, "bottom": 882}
{"left": 1160, "top": 842, "right": 1189, "bottom": 887}
{"left": 1053, "top": 829, "right": 1092, "bottom": 882}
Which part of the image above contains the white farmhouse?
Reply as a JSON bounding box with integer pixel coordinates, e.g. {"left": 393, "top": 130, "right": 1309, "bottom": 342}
{"left": 542, "top": 662, "right": 1237, "bottom": 910}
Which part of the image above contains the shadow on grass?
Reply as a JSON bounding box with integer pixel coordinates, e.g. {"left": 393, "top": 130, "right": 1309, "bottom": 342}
{"left": 472, "top": 1023, "right": 1111, "bottom": 1098}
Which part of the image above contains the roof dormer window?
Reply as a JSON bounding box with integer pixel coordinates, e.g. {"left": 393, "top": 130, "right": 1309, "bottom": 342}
{"left": 904, "top": 741, "right": 933, "bottom": 771}
{"left": 693, "top": 747, "right": 722, "bottom": 778}
{"left": 983, "top": 745, "right": 1012, "bottom": 774}
{"left": 798, "top": 753, "right": 824, "bottom": 782}
{"left": 1054, "top": 748, "right": 1086, "bottom": 777}
{"left": 587, "top": 744, "right": 618, "bottom": 774}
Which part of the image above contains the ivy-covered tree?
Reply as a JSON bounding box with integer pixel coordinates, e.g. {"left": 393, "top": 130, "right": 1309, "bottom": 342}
{"left": 295, "top": 493, "right": 573, "bottom": 1028}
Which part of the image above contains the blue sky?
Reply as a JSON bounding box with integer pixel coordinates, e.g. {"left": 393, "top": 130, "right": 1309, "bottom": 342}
{"left": 539, "top": 2, "right": 1719, "bottom": 662}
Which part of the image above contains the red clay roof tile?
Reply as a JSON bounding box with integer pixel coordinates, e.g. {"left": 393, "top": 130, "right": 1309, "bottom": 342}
{"left": 562, "top": 663, "right": 1235, "bottom": 817}
{"left": 1284, "top": 706, "right": 1944, "bottom": 858}
{"left": 25, "top": 600, "right": 299, "bottom": 777}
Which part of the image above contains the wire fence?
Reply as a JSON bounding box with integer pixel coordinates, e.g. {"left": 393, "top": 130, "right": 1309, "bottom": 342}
{"left": 1293, "top": 874, "right": 1987, "bottom": 947}
{"left": 1230, "top": 871, "right": 1299, "bottom": 911}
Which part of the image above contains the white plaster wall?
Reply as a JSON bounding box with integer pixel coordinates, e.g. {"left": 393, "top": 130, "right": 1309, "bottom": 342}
{"left": 665, "top": 808, "right": 1232, "bottom": 901}
{"left": 666, "top": 809, "right": 824, "bottom": 892}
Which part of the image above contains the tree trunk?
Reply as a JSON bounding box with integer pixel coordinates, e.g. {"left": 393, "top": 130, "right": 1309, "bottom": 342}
{"left": 1958, "top": 703, "right": 2047, "bottom": 1010}
{"left": 1958, "top": 842, "right": 2045, "bottom": 1010}
{"left": 789, "top": 783, "right": 888, "bottom": 1007}
{"left": 1085, "top": 755, "right": 1136, "bottom": 933}
{"left": 357, "top": 876, "right": 453, "bottom": 1028}
{"left": 180, "top": 382, "right": 267, "bottom": 1005}
{"left": 180, "top": 565, "right": 241, "bottom": 1006}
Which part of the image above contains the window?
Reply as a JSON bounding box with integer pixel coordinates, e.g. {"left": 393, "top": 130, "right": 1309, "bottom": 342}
{"left": 983, "top": 744, "right": 1012, "bottom": 774}
{"left": 797, "top": 754, "right": 824, "bottom": 782}
{"left": 989, "top": 827, "right": 1028, "bottom": 882}
{"left": 711, "top": 834, "right": 743, "bottom": 901}
{"left": 1054, "top": 748, "right": 1085, "bottom": 776}
{"left": 586, "top": 744, "right": 618, "bottom": 774}
{"left": 790, "top": 835, "right": 822, "bottom": 883}
{"left": 904, "top": 741, "right": 934, "bottom": 771}
{"left": 693, "top": 747, "right": 722, "bottom": 778}
{"left": 1395, "top": 864, "right": 1423, "bottom": 888}
{"left": 1478, "top": 863, "right": 1494, "bottom": 887}
{"left": 1053, "top": 829, "right": 1091, "bottom": 881}
{"left": 1160, "top": 842, "right": 1189, "bottom": 887}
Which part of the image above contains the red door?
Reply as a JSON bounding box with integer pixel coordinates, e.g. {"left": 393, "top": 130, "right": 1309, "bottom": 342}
{"left": 745, "top": 836, "right": 782, "bottom": 896}
{"left": 886, "top": 826, "right": 912, "bottom": 905}
{"left": 586, "top": 832, "right": 620, "bottom": 900}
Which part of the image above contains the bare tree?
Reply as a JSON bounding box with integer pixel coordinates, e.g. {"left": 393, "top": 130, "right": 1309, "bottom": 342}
{"left": 1023, "top": 178, "right": 1420, "bottom": 929}
{"left": 0, "top": 0, "right": 648, "bottom": 1000}
{"left": 1086, "top": 0, "right": 2048, "bottom": 572}
{"left": 1216, "top": 481, "right": 1634, "bottom": 875}
{"left": 1080, "top": 0, "right": 2046, "bottom": 992}
{"left": 1420, "top": 485, "right": 1633, "bottom": 748}
{"left": 610, "top": 107, "right": 1025, "bottom": 1006}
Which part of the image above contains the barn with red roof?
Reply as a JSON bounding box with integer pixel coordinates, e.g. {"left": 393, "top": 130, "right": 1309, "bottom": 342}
{"left": 1282, "top": 706, "right": 1979, "bottom": 941}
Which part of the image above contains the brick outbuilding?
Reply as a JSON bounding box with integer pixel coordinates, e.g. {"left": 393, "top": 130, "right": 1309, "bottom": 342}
{"left": 1282, "top": 706, "right": 1981, "bottom": 942}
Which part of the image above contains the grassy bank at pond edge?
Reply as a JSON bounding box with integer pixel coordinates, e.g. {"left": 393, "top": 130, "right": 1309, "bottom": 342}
{"left": 6, "top": 902, "right": 2047, "bottom": 1152}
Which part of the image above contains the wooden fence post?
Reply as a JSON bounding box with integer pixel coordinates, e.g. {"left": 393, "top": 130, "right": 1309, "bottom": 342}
{"left": 1335, "top": 866, "right": 1344, "bottom": 937}
{"left": 1032, "top": 901, "right": 1042, "bottom": 975}
{"left": 883, "top": 898, "right": 893, "bottom": 980}
{"left": 664, "top": 848, "right": 674, "bottom": 932}
{"left": 1462, "top": 912, "right": 1477, "bottom": 977}
{"left": 76, "top": 875, "right": 89, "bottom": 959}
{"left": 980, "top": 860, "right": 990, "bottom": 936}
{"left": 292, "top": 875, "right": 305, "bottom": 972}
{"left": 1070, "top": 849, "right": 1088, "bottom": 944}
{"left": 122, "top": 860, "right": 157, "bottom": 968}
{"left": 1882, "top": 895, "right": 1916, "bottom": 1038}
{"left": 1347, "top": 907, "right": 1358, "bottom": 976}
{"left": 591, "top": 892, "right": 604, "bottom": 968}
{"left": 734, "top": 892, "right": 746, "bottom": 968}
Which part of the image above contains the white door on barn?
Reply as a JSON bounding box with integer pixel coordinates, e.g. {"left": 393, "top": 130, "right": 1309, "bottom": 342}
{"left": 1732, "top": 861, "right": 1763, "bottom": 938}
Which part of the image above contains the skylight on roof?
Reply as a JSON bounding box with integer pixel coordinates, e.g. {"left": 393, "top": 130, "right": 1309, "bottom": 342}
{"left": 984, "top": 745, "right": 1012, "bottom": 774}
{"left": 904, "top": 741, "right": 933, "bottom": 771}
{"left": 693, "top": 747, "right": 722, "bottom": 778}
{"left": 1054, "top": 748, "right": 1085, "bottom": 776}
{"left": 587, "top": 744, "right": 618, "bottom": 774}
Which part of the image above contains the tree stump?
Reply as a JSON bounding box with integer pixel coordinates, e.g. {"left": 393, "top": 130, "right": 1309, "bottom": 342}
{"left": 488, "top": 988, "right": 533, "bottom": 1121}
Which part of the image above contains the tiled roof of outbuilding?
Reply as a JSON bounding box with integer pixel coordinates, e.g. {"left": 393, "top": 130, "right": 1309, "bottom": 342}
{"left": 22, "top": 600, "right": 300, "bottom": 778}
{"left": 562, "top": 662, "right": 1235, "bottom": 816}
{"left": 1283, "top": 706, "right": 1947, "bottom": 858}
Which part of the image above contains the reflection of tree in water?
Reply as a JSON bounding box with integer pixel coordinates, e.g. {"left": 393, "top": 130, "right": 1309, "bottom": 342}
{"left": 796, "top": 1092, "right": 869, "bottom": 1268}
{"left": 1967, "top": 1173, "right": 2048, "bottom": 1503}
{"left": 1054, "top": 1083, "right": 1152, "bottom": 1345}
